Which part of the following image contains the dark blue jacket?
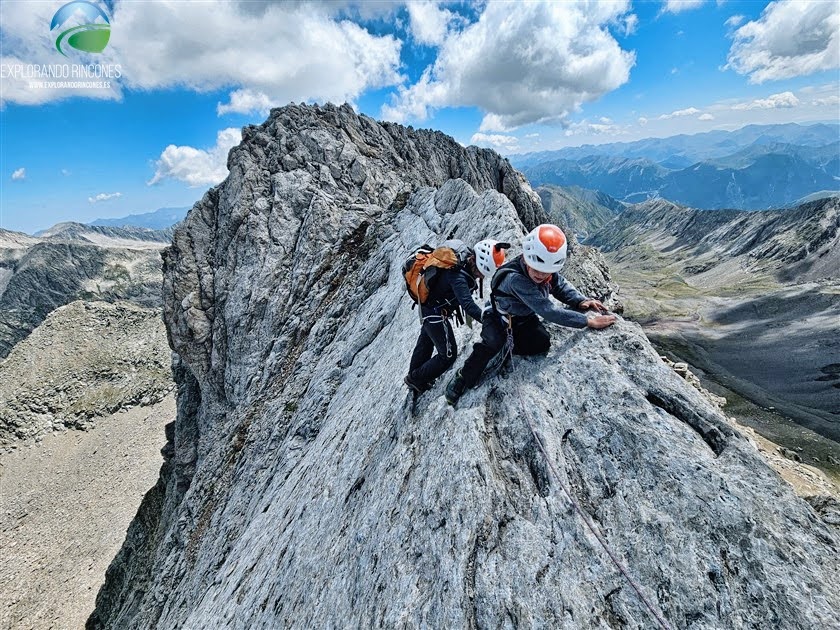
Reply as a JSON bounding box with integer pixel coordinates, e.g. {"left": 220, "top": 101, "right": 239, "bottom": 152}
{"left": 425, "top": 267, "right": 483, "bottom": 321}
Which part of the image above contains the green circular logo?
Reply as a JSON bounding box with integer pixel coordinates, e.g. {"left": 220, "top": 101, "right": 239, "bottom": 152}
{"left": 50, "top": 1, "right": 111, "bottom": 57}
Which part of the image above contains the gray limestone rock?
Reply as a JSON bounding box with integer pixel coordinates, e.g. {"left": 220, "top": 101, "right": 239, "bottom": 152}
{"left": 90, "top": 104, "right": 838, "bottom": 630}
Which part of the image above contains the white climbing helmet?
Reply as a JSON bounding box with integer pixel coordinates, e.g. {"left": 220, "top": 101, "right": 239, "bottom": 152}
{"left": 522, "top": 224, "right": 567, "bottom": 273}
{"left": 474, "top": 239, "right": 507, "bottom": 278}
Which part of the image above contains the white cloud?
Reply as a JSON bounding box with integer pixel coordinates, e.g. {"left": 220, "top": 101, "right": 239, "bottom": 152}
{"left": 563, "top": 119, "right": 627, "bottom": 137}
{"left": 88, "top": 192, "right": 122, "bottom": 203}
{"left": 698, "top": 113, "right": 715, "bottom": 120}
{"left": 623, "top": 14, "right": 639, "bottom": 36}
{"left": 662, "top": 1, "right": 705, "bottom": 14}
{"left": 406, "top": 1, "right": 460, "bottom": 46}
{"left": 638, "top": 116, "right": 648, "bottom": 125}
{"left": 11, "top": 167, "right": 25, "bottom": 180}
{"left": 382, "top": 1, "right": 635, "bottom": 130}
{"left": 732, "top": 91, "right": 800, "bottom": 110}
{"left": 811, "top": 95, "right": 840, "bottom": 107}
{"left": 725, "top": 14, "right": 745, "bottom": 28}
{"left": 1, "top": 1, "right": 403, "bottom": 112}
{"left": 599, "top": 117, "right": 613, "bottom": 124}
{"left": 671, "top": 67, "right": 679, "bottom": 75}
{"left": 61, "top": 169, "right": 71, "bottom": 176}
{"left": 148, "top": 128, "right": 242, "bottom": 187}
{"left": 727, "top": 0, "right": 839, "bottom": 83}
{"left": 525, "top": 133, "right": 540, "bottom": 138}
{"left": 658, "top": 107, "right": 701, "bottom": 119}
{"left": 470, "top": 133, "right": 520, "bottom": 152}
{"left": 217, "top": 90, "right": 275, "bottom": 117}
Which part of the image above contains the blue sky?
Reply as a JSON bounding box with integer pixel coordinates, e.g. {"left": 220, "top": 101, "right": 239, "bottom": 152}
{"left": 1, "top": 0, "right": 838, "bottom": 234}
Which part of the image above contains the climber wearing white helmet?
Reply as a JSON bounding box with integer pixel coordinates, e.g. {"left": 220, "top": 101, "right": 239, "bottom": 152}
{"left": 474, "top": 238, "right": 507, "bottom": 278}
{"left": 405, "top": 238, "right": 510, "bottom": 397}
{"left": 446, "top": 224, "right": 616, "bottom": 406}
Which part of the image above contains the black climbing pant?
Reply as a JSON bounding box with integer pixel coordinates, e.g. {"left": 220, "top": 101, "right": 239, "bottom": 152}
{"left": 408, "top": 307, "right": 458, "bottom": 388}
{"left": 460, "top": 312, "right": 550, "bottom": 388}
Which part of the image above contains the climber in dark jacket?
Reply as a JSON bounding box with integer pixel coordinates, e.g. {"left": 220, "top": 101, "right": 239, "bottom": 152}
{"left": 405, "top": 239, "right": 506, "bottom": 395}
{"left": 445, "top": 224, "right": 616, "bottom": 405}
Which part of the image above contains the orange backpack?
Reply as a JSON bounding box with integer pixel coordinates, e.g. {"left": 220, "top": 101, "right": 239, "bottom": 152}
{"left": 402, "top": 244, "right": 462, "bottom": 305}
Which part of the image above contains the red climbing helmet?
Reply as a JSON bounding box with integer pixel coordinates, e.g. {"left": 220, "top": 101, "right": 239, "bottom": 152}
{"left": 522, "top": 224, "right": 567, "bottom": 273}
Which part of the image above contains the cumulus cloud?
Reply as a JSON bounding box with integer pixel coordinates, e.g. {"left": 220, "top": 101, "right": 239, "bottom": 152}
{"left": 662, "top": 0, "right": 705, "bottom": 14}
{"left": 698, "top": 113, "right": 715, "bottom": 120}
{"left": 725, "top": 14, "right": 745, "bottom": 27}
{"left": 11, "top": 168, "right": 25, "bottom": 180}
{"left": 658, "top": 107, "right": 701, "bottom": 119}
{"left": 406, "top": 1, "right": 461, "bottom": 46}
{"left": 727, "top": 0, "right": 839, "bottom": 83}
{"left": 217, "top": 90, "right": 275, "bottom": 117}
{"left": 148, "top": 128, "right": 242, "bottom": 187}
{"left": 382, "top": 1, "right": 635, "bottom": 130}
{"left": 88, "top": 192, "right": 122, "bottom": 203}
{"left": 1, "top": 1, "right": 403, "bottom": 112}
{"left": 469, "top": 132, "right": 520, "bottom": 152}
{"left": 732, "top": 91, "right": 800, "bottom": 110}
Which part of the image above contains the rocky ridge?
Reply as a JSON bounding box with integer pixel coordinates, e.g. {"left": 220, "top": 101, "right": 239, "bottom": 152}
{"left": 0, "top": 225, "right": 170, "bottom": 358}
{"left": 588, "top": 197, "right": 840, "bottom": 287}
{"left": 0, "top": 300, "right": 173, "bottom": 448}
{"left": 586, "top": 197, "right": 840, "bottom": 449}
{"left": 34, "top": 222, "right": 175, "bottom": 246}
{"left": 537, "top": 184, "right": 624, "bottom": 241}
{"left": 90, "top": 104, "right": 838, "bottom": 629}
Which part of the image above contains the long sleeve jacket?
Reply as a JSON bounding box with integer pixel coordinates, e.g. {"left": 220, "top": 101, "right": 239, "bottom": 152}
{"left": 425, "top": 267, "right": 483, "bottom": 321}
{"left": 491, "top": 256, "right": 588, "bottom": 329}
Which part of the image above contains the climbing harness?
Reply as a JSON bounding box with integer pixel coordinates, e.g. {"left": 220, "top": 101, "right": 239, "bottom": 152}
{"left": 420, "top": 313, "right": 454, "bottom": 359}
{"left": 499, "top": 341, "right": 674, "bottom": 630}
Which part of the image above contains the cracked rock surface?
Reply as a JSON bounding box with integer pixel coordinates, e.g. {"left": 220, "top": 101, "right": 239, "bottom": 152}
{"left": 90, "top": 104, "right": 838, "bottom": 629}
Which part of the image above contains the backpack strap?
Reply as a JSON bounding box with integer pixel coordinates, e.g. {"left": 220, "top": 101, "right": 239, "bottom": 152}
{"left": 490, "top": 257, "right": 527, "bottom": 315}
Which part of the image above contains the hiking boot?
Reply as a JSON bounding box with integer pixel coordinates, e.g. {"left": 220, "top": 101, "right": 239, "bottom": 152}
{"left": 445, "top": 370, "right": 466, "bottom": 406}
{"left": 404, "top": 374, "right": 426, "bottom": 394}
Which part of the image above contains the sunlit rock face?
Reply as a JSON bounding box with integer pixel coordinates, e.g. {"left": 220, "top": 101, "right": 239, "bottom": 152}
{"left": 89, "top": 104, "right": 838, "bottom": 630}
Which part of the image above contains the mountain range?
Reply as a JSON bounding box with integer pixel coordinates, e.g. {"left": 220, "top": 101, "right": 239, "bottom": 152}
{"left": 587, "top": 196, "right": 840, "bottom": 447}
{"left": 513, "top": 123, "right": 839, "bottom": 210}
{"left": 0, "top": 223, "right": 170, "bottom": 358}
{"left": 537, "top": 184, "right": 624, "bottom": 240}
{"left": 90, "top": 206, "right": 189, "bottom": 230}
{"left": 511, "top": 122, "right": 840, "bottom": 167}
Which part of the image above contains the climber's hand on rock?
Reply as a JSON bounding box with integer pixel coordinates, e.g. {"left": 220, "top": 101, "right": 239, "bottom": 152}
{"left": 579, "top": 299, "right": 608, "bottom": 313}
{"left": 587, "top": 314, "right": 616, "bottom": 329}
